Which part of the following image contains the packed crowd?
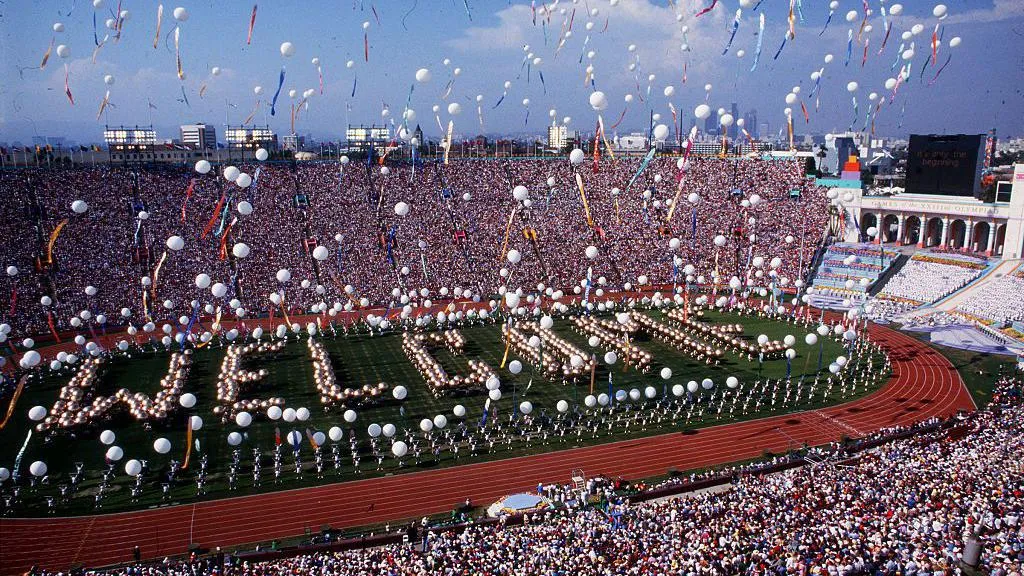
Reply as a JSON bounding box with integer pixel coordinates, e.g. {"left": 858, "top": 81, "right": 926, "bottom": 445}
{"left": 0, "top": 157, "right": 828, "bottom": 338}
{"left": 956, "top": 266, "right": 1024, "bottom": 325}
{"left": 38, "top": 377, "right": 1022, "bottom": 576}
{"left": 877, "top": 255, "right": 984, "bottom": 305}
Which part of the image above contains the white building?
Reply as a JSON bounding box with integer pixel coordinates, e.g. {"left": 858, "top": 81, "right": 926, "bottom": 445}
{"left": 180, "top": 123, "right": 217, "bottom": 150}
{"left": 841, "top": 163, "right": 1024, "bottom": 259}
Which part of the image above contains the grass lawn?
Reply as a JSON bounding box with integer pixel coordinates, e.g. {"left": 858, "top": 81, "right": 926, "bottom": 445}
{"left": 0, "top": 309, "right": 877, "bottom": 516}
{"left": 901, "top": 331, "right": 1017, "bottom": 409}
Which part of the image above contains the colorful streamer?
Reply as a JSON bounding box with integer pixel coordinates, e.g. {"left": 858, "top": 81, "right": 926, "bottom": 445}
{"left": 928, "top": 54, "right": 953, "bottom": 86}
{"left": 201, "top": 195, "right": 227, "bottom": 239}
{"left": 773, "top": 33, "right": 789, "bottom": 61}
{"left": 151, "top": 250, "right": 168, "bottom": 299}
{"left": 242, "top": 100, "right": 260, "bottom": 125}
{"left": 845, "top": 29, "right": 853, "bottom": 66}
{"left": 750, "top": 14, "right": 765, "bottom": 72}
{"left": 246, "top": 4, "right": 258, "bottom": 44}
{"left": 47, "top": 219, "right": 69, "bottom": 264}
{"left": 270, "top": 66, "right": 285, "bottom": 116}
{"left": 174, "top": 26, "right": 184, "bottom": 80}
{"left": 695, "top": 0, "right": 718, "bottom": 18}
{"left": 153, "top": 4, "right": 163, "bottom": 50}
{"left": 0, "top": 377, "right": 27, "bottom": 431}
{"left": 820, "top": 8, "right": 834, "bottom": 36}
{"left": 575, "top": 173, "right": 594, "bottom": 227}
{"left": 40, "top": 38, "right": 54, "bottom": 70}
{"left": 722, "top": 9, "right": 741, "bottom": 55}
{"left": 96, "top": 90, "right": 111, "bottom": 120}
{"left": 624, "top": 147, "right": 657, "bottom": 193}
{"left": 64, "top": 63, "right": 75, "bottom": 105}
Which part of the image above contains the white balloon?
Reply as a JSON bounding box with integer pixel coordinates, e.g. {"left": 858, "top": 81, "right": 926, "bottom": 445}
{"left": 29, "top": 461, "right": 48, "bottom": 477}
{"left": 153, "top": 437, "right": 171, "bottom": 454}
{"left": 392, "top": 441, "right": 408, "bottom": 457}
{"left": 172, "top": 6, "right": 189, "bottom": 21}
{"left": 235, "top": 411, "right": 253, "bottom": 427}
{"left": 179, "top": 392, "right": 197, "bottom": 408}
{"left": 99, "top": 430, "right": 116, "bottom": 445}
{"left": 280, "top": 42, "right": 296, "bottom": 57}
{"left": 588, "top": 91, "right": 608, "bottom": 111}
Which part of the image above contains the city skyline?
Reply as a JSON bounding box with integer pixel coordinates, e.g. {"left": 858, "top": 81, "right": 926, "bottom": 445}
{"left": 2, "top": 0, "right": 1023, "bottom": 146}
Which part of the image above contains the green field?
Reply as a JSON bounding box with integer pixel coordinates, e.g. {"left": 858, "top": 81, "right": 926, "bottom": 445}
{"left": 0, "top": 309, "right": 876, "bottom": 516}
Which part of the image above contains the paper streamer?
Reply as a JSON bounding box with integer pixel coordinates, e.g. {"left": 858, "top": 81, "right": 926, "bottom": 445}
{"left": 270, "top": 66, "right": 285, "bottom": 116}
{"left": 443, "top": 121, "right": 454, "bottom": 164}
{"left": 201, "top": 194, "right": 227, "bottom": 239}
{"left": 928, "top": 54, "right": 953, "bottom": 86}
{"left": 242, "top": 100, "right": 260, "bottom": 125}
{"left": 750, "top": 14, "right": 765, "bottom": 72}
{"left": 154, "top": 4, "right": 163, "bottom": 50}
{"left": 64, "top": 63, "right": 75, "bottom": 105}
{"left": 575, "top": 173, "right": 594, "bottom": 227}
{"left": 247, "top": 4, "right": 257, "bottom": 44}
{"left": 174, "top": 27, "right": 184, "bottom": 80}
{"left": 151, "top": 250, "right": 168, "bottom": 299}
{"left": 722, "top": 9, "right": 741, "bottom": 55}
{"left": 820, "top": 9, "right": 834, "bottom": 36}
{"left": 96, "top": 90, "right": 111, "bottom": 120}
{"left": 773, "top": 33, "right": 789, "bottom": 61}
{"left": 845, "top": 29, "right": 853, "bottom": 66}
{"left": 787, "top": 0, "right": 796, "bottom": 39}
{"left": 40, "top": 38, "right": 54, "bottom": 70}
{"left": 47, "top": 219, "right": 69, "bottom": 264}
{"left": 0, "top": 377, "right": 28, "bottom": 431}
{"left": 695, "top": 0, "right": 718, "bottom": 18}
{"left": 180, "top": 179, "right": 195, "bottom": 222}
{"left": 624, "top": 147, "right": 657, "bottom": 193}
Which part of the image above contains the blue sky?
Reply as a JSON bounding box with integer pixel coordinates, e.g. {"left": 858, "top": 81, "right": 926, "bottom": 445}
{"left": 2, "top": 0, "right": 1023, "bottom": 144}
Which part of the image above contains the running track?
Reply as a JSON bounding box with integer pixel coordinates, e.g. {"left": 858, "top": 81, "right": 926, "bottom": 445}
{"left": 0, "top": 323, "right": 974, "bottom": 575}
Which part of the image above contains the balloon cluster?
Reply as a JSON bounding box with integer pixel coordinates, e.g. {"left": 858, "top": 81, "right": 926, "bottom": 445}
{"left": 401, "top": 331, "right": 497, "bottom": 396}
{"left": 308, "top": 337, "right": 388, "bottom": 406}
{"left": 213, "top": 341, "right": 286, "bottom": 420}
{"left": 34, "top": 352, "right": 192, "bottom": 433}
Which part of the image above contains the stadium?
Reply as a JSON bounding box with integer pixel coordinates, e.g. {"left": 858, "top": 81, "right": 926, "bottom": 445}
{"left": 1, "top": 2, "right": 1023, "bottom": 575}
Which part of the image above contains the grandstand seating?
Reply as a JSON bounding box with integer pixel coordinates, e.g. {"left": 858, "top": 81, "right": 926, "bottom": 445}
{"left": 808, "top": 242, "right": 900, "bottom": 309}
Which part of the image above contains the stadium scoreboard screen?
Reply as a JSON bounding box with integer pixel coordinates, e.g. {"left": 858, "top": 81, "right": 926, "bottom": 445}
{"left": 905, "top": 134, "right": 986, "bottom": 197}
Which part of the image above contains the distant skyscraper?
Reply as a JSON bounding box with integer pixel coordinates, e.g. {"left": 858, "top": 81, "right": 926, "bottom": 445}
{"left": 744, "top": 109, "right": 759, "bottom": 139}
{"left": 704, "top": 115, "right": 718, "bottom": 136}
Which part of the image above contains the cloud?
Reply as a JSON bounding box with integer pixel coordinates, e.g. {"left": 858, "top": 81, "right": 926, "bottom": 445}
{"left": 937, "top": 0, "right": 1024, "bottom": 25}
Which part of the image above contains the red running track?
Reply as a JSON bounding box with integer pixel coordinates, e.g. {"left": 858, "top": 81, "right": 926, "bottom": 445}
{"left": 0, "top": 323, "right": 974, "bottom": 575}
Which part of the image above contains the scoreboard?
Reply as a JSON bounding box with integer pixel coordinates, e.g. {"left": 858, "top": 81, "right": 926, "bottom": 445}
{"left": 905, "top": 134, "right": 986, "bottom": 197}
